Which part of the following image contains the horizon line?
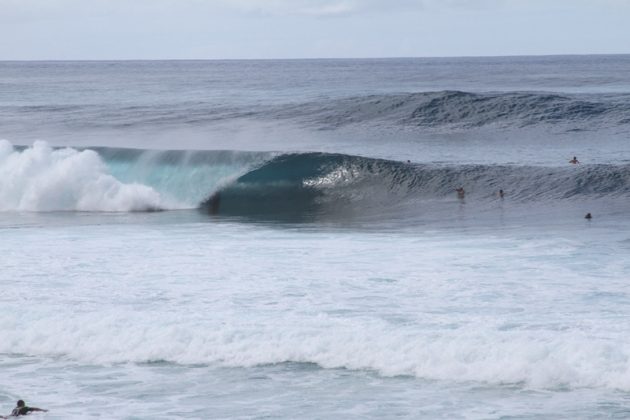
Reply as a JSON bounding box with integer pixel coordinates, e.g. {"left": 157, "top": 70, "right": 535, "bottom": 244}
{"left": 1, "top": 52, "right": 629, "bottom": 63}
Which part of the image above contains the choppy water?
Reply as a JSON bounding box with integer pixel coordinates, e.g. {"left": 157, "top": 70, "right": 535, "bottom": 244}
{"left": 1, "top": 56, "right": 630, "bottom": 419}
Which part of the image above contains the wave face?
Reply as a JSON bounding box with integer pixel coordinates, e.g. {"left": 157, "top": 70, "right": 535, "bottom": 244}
{"left": 3, "top": 141, "right": 630, "bottom": 217}
{"left": 275, "top": 91, "right": 630, "bottom": 130}
{"left": 203, "top": 152, "right": 630, "bottom": 219}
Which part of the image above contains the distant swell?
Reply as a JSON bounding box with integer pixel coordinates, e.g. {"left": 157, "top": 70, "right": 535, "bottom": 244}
{"left": 5, "top": 90, "right": 630, "bottom": 132}
{"left": 275, "top": 90, "right": 630, "bottom": 130}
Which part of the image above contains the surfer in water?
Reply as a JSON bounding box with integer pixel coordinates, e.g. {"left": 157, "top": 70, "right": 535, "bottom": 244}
{"left": 585, "top": 212, "right": 592, "bottom": 220}
{"left": 207, "top": 192, "right": 221, "bottom": 215}
{"left": 3, "top": 400, "right": 47, "bottom": 417}
{"left": 456, "top": 187, "right": 465, "bottom": 199}
{"left": 499, "top": 189, "right": 505, "bottom": 198}
{"left": 569, "top": 156, "right": 580, "bottom": 164}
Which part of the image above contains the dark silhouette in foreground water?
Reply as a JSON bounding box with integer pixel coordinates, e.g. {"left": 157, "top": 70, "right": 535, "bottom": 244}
{"left": 1, "top": 400, "right": 47, "bottom": 418}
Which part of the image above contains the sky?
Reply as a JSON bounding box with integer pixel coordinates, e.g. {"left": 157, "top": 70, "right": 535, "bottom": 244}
{"left": 0, "top": 0, "right": 629, "bottom": 60}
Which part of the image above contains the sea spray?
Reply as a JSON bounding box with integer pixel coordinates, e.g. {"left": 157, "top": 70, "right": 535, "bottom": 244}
{"left": 0, "top": 140, "right": 167, "bottom": 212}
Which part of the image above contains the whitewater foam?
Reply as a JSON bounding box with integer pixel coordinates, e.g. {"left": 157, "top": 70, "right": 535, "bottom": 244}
{"left": 0, "top": 141, "right": 179, "bottom": 212}
{"left": 3, "top": 311, "right": 630, "bottom": 391}
{"left": 3, "top": 218, "right": 630, "bottom": 393}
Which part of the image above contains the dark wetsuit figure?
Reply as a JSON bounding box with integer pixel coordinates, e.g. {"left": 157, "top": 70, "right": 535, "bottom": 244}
{"left": 8, "top": 400, "right": 47, "bottom": 417}
{"left": 11, "top": 406, "right": 34, "bottom": 416}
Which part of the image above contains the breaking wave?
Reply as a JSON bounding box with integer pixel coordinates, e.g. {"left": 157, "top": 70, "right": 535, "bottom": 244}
{"left": 204, "top": 152, "right": 630, "bottom": 218}
{"left": 0, "top": 141, "right": 268, "bottom": 212}
{"left": 0, "top": 140, "right": 168, "bottom": 212}
{"left": 2, "top": 141, "right": 629, "bottom": 217}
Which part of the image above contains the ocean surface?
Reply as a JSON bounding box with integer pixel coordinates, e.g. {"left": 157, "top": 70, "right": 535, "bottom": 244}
{"left": 1, "top": 56, "right": 630, "bottom": 419}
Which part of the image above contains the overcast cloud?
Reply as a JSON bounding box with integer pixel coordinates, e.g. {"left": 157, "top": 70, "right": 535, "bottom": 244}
{"left": 0, "top": 0, "right": 628, "bottom": 59}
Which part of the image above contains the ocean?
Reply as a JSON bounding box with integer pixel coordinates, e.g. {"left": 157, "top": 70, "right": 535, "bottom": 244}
{"left": 1, "top": 55, "right": 630, "bottom": 419}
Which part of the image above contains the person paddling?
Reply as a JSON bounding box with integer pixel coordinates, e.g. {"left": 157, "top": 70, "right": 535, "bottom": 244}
{"left": 7, "top": 400, "right": 47, "bottom": 417}
{"left": 569, "top": 156, "right": 580, "bottom": 164}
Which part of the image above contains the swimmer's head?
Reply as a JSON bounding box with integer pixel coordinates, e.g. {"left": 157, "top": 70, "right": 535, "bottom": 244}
{"left": 17, "top": 400, "right": 25, "bottom": 407}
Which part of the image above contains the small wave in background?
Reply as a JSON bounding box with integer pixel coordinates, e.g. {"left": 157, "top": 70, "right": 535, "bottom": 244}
{"left": 4, "top": 90, "right": 630, "bottom": 132}
{"left": 275, "top": 90, "right": 630, "bottom": 130}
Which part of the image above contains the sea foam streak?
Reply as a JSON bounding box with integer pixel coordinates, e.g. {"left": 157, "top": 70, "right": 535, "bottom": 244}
{"left": 0, "top": 140, "right": 174, "bottom": 212}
